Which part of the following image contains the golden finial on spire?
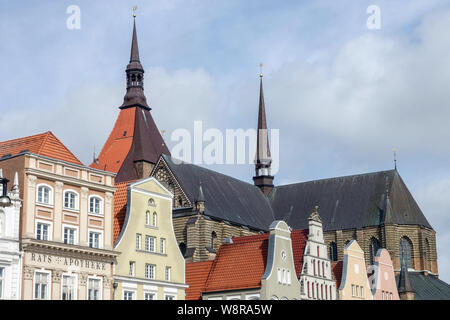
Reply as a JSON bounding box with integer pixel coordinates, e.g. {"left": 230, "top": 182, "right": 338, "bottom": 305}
{"left": 133, "top": 6, "right": 138, "bottom": 18}
{"left": 259, "top": 62, "right": 263, "bottom": 78}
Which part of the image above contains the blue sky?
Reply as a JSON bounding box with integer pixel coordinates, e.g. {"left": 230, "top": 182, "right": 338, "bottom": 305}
{"left": 1, "top": 0, "right": 450, "bottom": 283}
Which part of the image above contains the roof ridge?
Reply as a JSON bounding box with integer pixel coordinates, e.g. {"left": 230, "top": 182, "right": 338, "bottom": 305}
{"left": 276, "top": 169, "right": 396, "bottom": 188}
{"left": 41, "top": 131, "right": 83, "bottom": 165}
{"left": 0, "top": 131, "right": 48, "bottom": 146}
{"left": 37, "top": 131, "right": 52, "bottom": 154}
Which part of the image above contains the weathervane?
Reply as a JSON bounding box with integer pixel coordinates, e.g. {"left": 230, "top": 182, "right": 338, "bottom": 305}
{"left": 259, "top": 62, "right": 263, "bottom": 78}
{"left": 393, "top": 147, "right": 398, "bottom": 170}
{"left": 133, "top": 5, "right": 138, "bottom": 18}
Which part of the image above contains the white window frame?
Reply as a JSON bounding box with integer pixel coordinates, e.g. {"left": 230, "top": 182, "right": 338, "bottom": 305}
{"left": 145, "top": 264, "right": 155, "bottom": 280}
{"left": 36, "top": 183, "right": 54, "bottom": 206}
{"left": 88, "top": 228, "right": 103, "bottom": 249}
{"left": 165, "top": 266, "right": 171, "bottom": 282}
{"left": 35, "top": 219, "right": 52, "bottom": 241}
{"left": 0, "top": 266, "right": 4, "bottom": 299}
{"left": 145, "top": 211, "right": 150, "bottom": 226}
{"left": 145, "top": 236, "right": 156, "bottom": 252}
{"left": 144, "top": 292, "right": 156, "bottom": 300}
{"left": 164, "top": 294, "right": 176, "bottom": 300}
{"left": 123, "top": 290, "right": 136, "bottom": 300}
{"left": 86, "top": 276, "right": 103, "bottom": 300}
{"left": 33, "top": 269, "right": 52, "bottom": 300}
{"left": 61, "top": 272, "right": 78, "bottom": 300}
{"left": 129, "top": 261, "right": 135, "bottom": 277}
{"left": 88, "top": 195, "right": 104, "bottom": 216}
{"left": 136, "top": 234, "right": 142, "bottom": 250}
{"left": 152, "top": 212, "right": 157, "bottom": 227}
{"left": 63, "top": 189, "right": 79, "bottom": 211}
{"left": 62, "top": 224, "right": 79, "bottom": 245}
{"left": 160, "top": 238, "right": 166, "bottom": 254}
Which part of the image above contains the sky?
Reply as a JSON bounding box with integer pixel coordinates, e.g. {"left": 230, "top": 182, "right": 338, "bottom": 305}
{"left": 0, "top": 0, "right": 450, "bottom": 283}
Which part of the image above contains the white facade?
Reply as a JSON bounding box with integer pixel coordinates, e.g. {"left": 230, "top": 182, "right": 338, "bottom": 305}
{"left": 299, "top": 207, "right": 336, "bottom": 300}
{"left": 0, "top": 172, "right": 22, "bottom": 299}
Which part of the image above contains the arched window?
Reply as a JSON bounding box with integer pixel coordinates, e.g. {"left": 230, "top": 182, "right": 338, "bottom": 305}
{"left": 307, "top": 282, "right": 310, "bottom": 298}
{"left": 316, "top": 284, "right": 319, "bottom": 299}
{"left": 89, "top": 196, "right": 103, "bottom": 215}
{"left": 179, "top": 243, "right": 186, "bottom": 257}
{"left": 211, "top": 231, "right": 217, "bottom": 248}
{"left": 148, "top": 198, "right": 155, "bottom": 206}
{"left": 330, "top": 286, "right": 332, "bottom": 300}
{"left": 313, "top": 259, "right": 316, "bottom": 276}
{"left": 312, "top": 283, "right": 314, "bottom": 299}
{"left": 300, "top": 280, "right": 304, "bottom": 294}
{"left": 317, "top": 246, "right": 320, "bottom": 257}
{"left": 399, "top": 236, "right": 413, "bottom": 269}
{"left": 322, "top": 261, "right": 325, "bottom": 277}
{"left": 145, "top": 211, "right": 150, "bottom": 225}
{"left": 63, "top": 190, "right": 78, "bottom": 210}
{"left": 37, "top": 184, "right": 53, "bottom": 205}
{"left": 152, "top": 212, "right": 157, "bottom": 227}
{"left": 329, "top": 242, "right": 338, "bottom": 262}
{"left": 369, "top": 237, "right": 381, "bottom": 265}
{"left": 325, "top": 285, "right": 328, "bottom": 300}
{"left": 321, "top": 284, "right": 323, "bottom": 300}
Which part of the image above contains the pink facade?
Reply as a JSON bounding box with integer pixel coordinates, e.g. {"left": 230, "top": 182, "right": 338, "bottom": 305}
{"left": 368, "top": 249, "right": 400, "bottom": 300}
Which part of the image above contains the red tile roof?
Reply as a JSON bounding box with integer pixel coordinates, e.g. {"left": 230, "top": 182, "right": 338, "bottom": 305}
{"left": 0, "top": 131, "right": 83, "bottom": 166}
{"left": 113, "top": 181, "right": 132, "bottom": 243}
{"left": 185, "top": 261, "right": 214, "bottom": 300}
{"left": 90, "top": 108, "right": 136, "bottom": 173}
{"left": 185, "top": 228, "right": 309, "bottom": 298}
{"left": 331, "top": 261, "right": 343, "bottom": 288}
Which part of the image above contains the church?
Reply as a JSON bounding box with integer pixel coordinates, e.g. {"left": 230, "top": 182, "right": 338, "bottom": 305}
{"left": 93, "top": 17, "right": 441, "bottom": 294}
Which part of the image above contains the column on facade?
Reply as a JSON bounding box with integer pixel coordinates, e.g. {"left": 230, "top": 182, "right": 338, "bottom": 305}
{"left": 104, "top": 192, "right": 113, "bottom": 250}
{"left": 80, "top": 187, "right": 89, "bottom": 246}
{"left": 25, "top": 175, "right": 37, "bottom": 238}
{"left": 54, "top": 181, "right": 64, "bottom": 242}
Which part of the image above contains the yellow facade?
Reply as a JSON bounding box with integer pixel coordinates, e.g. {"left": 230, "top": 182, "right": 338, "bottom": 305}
{"left": 338, "top": 240, "right": 373, "bottom": 300}
{"left": 113, "top": 177, "right": 187, "bottom": 300}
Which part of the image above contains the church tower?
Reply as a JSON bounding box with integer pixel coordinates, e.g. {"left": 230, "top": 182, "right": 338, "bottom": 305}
{"left": 253, "top": 70, "right": 274, "bottom": 195}
{"left": 90, "top": 15, "right": 170, "bottom": 182}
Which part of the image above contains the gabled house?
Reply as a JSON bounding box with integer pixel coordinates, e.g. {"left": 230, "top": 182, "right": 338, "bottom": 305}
{"left": 367, "top": 249, "right": 400, "bottom": 300}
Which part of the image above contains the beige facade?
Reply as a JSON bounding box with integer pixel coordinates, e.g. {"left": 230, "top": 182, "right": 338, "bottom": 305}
{"left": 113, "top": 177, "right": 187, "bottom": 300}
{"left": 337, "top": 240, "right": 373, "bottom": 300}
{"left": 1, "top": 153, "right": 117, "bottom": 300}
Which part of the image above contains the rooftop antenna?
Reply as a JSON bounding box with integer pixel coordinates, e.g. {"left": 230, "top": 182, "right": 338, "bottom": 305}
{"left": 393, "top": 147, "right": 398, "bottom": 170}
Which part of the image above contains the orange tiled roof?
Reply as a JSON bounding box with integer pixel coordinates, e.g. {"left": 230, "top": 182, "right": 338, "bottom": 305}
{"left": 185, "top": 260, "right": 214, "bottom": 300}
{"left": 331, "top": 261, "right": 343, "bottom": 288}
{"left": 113, "top": 181, "right": 131, "bottom": 243}
{"left": 185, "top": 229, "right": 310, "bottom": 297}
{"left": 90, "top": 108, "right": 136, "bottom": 173}
{"left": 0, "top": 131, "right": 83, "bottom": 166}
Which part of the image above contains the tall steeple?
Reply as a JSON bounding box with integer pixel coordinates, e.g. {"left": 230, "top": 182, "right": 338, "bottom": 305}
{"left": 253, "top": 65, "right": 274, "bottom": 195}
{"left": 120, "top": 16, "right": 150, "bottom": 110}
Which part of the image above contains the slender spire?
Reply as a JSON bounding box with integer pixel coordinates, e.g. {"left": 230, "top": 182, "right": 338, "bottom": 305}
{"left": 393, "top": 147, "right": 398, "bottom": 170}
{"left": 253, "top": 63, "right": 274, "bottom": 195}
{"left": 120, "top": 12, "right": 150, "bottom": 110}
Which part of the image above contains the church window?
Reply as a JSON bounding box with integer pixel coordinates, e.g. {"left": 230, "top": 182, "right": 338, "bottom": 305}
{"left": 399, "top": 236, "right": 413, "bottom": 269}
{"left": 369, "top": 237, "right": 381, "bottom": 265}
{"left": 211, "top": 231, "right": 217, "bottom": 248}
{"left": 329, "top": 242, "right": 338, "bottom": 262}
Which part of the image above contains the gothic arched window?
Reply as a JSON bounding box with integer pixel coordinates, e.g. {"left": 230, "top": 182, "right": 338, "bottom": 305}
{"left": 211, "top": 231, "right": 217, "bottom": 249}
{"left": 424, "top": 239, "right": 431, "bottom": 270}
{"left": 399, "top": 236, "right": 413, "bottom": 269}
{"left": 329, "top": 242, "right": 338, "bottom": 262}
{"left": 369, "top": 237, "right": 381, "bottom": 265}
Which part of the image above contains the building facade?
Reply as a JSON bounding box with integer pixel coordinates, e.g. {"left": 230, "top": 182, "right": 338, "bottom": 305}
{"left": 0, "top": 132, "right": 118, "bottom": 300}
{"left": 0, "top": 171, "right": 22, "bottom": 299}
{"left": 113, "top": 177, "right": 187, "bottom": 300}
{"left": 367, "top": 248, "right": 399, "bottom": 300}
{"left": 299, "top": 207, "right": 337, "bottom": 300}
{"left": 336, "top": 240, "right": 373, "bottom": 300}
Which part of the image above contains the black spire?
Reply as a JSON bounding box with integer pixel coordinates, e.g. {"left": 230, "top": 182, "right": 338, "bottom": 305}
{"left": 120, "top": 17, "right": 150, "bottom": 110}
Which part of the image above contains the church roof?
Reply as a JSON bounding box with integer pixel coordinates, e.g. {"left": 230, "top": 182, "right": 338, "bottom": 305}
{"left": 0, "top": 131, "right": 83, "bottom": 166}
{"left": 161, "top": 154, "right": 275, "bottom": 230}
{"left": 396, "top": 272, "right": 450, "bottom": 300}
{"left": 269, "top": 169, "right": 432, "bottom": 231}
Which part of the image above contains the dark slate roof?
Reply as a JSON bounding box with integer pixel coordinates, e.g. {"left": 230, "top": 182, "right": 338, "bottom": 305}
{"left": 269, "top": 170, "right": 433, "bottom": 231}
{"left": 162, "top": 155, "right": 275, "bottom": 230}
{"left": 396, "top": 272, "right": 450, "bottom": 300}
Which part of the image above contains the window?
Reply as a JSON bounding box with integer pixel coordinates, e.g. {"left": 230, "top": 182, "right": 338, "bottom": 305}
{"left": 148, "top": 198, "right": 155, "bottom": 206}
{"left": 351, "top": 284, "right": 355, "bottom": 297}
{"left": 129, "top": 261, "right": 135, "bottom": 277}
{"left": 307, "top": 282, "right": 310, "bottom": 298}
{"left": 144, "top": 292, "right": 155, "bottom": 300}
{"left": 37, "top": 185, "right": 52, "bottom": 205}
{"left": 34, "top": 272, "right": 49, "bottom": 300}
{"left": 64, "top": 191, "right": 78, "bottom": 210}
{"left": 145, "top": 236, "right": 155, "bottom": 252}
{"left": 63, "top": 227, "right": 77, "bottom": 245}
{"left": 88, "top": 278, "right": 101, "bottom": 300}
{"left": 360, "top": 287, "right": 364, "bottom": 298}
{"left": 211, "top": 231, "right": 217, "bottom": 249}
{"left": 329, "top": 242, "right": 338, "bottom": 262}
{"left": 152, "top": 212, "right": 157, "bottom": 227}
{"left": 160, "top": 238, "right": 166, "bottom": 254}
{"left": 399, "top": 236, "right": 413, "bottom": 269}
{"left": 313, "top": 259, "right": 316, "bottom": 276}
{"left": 165, "top": 295, "right": 175, "bottom": 300}
{"left": 36, "top": 222, "right": 50, "bottom": 241}
{"left": 145, "top": 211, "right": 150, "bottom": 225}
{"left": 145, "top": 264, "right": 155, "bottom": 279}
{"left": 179, "top": 242, "right": 186, "bottom": 257}
{"left": 89, "top": 196, "right": 103, "bottom": 215}
{"left": 123, "top": 291, "right": 134, "bottom": 300}
{"left": 165, "top": 266, "right": 171, "bottom": 281}
{"left": 317, "top": 246, "right": 320, "bottom": 257}
{"left": 136, "top": 234, "right": 141, "bottom": 250}
{"left": 369, "top": 238, "right": 381, "bottom": 265}
{"left": 0, "top": 267, "right": 4, "bottom": 299}
{"left": 89, "top": 231, "right": 101, "bottom": 248}
{"left": 62, "top": 275, "right": 76, "bottom": 300}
